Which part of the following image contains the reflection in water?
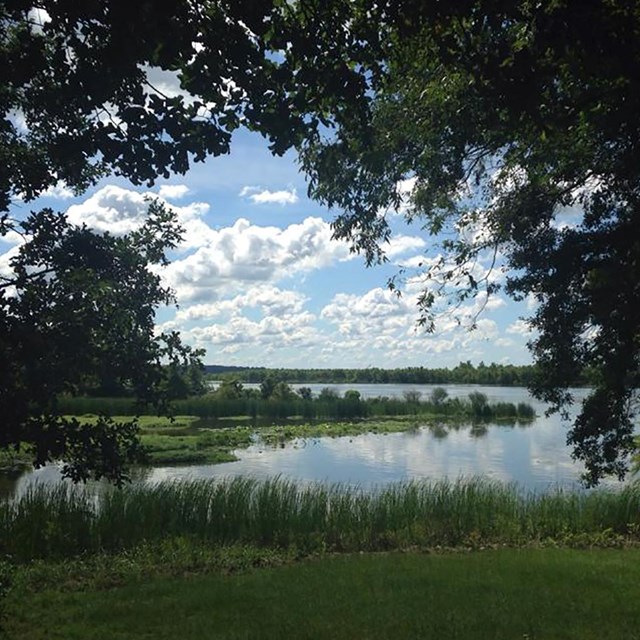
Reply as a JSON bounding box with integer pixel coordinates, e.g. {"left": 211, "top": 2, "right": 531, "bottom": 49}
{"left": 2, "top": 385, "right": 626, "bottom": 498}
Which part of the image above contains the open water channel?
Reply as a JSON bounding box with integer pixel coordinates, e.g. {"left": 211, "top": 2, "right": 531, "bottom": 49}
{"left": 1, "top": 384, "right": 631, "bottom": 498}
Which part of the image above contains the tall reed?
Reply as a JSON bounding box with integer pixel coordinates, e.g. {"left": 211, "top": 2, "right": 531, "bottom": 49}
{"left": 58, "top": 395, "right": 536, "bottom": 422}
{"left": 2, "top": 478, "right": 638, "bottom": 561}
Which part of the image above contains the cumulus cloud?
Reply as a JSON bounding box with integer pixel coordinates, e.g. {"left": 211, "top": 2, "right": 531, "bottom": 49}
{"left": 158, "top": 184, "right": 190, "bottom": 200}
{"left": 506, "top": 319, "right": 533, "bottom": 335}
{"left": 42, "top": 182, "right": 74, "bottom": 200}
{"left": 385, "top": 234, "right": 426, "bottom": 259}
{"left": 162, "top": 217, "right": 353, "bottom": 302}
{"left": 64, "top": 185, "right": 213, "bottom": 249}
{"left": 66, "top": 186, "right": 149, "bottom": 235}
{"left": 0, "top": 244, "right": 20, "bottom": 278}
{"left": 27, "top": 7, "right": 51, "bottom": 34}
{"left": 323, "top": 288, "right": 414, "bottom": 323}
{"left": 187, "top": 311, "right": 318, "bottom": 350}
{"left": 239, "top": 186, "right": 299, "bottom": 205}
{"left": 52, "top": 184, "right": 533, "bottom": 368}
{"left": 175, "top": 286, "right": 307, "bottom": 323}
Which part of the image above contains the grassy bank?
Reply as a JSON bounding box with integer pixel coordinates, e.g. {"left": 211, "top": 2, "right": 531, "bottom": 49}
{"left": 2, "top": 478, "right": 640, "bottom": 562}
{"left": 4, "top": 548, "right": 640, "bottom": 639}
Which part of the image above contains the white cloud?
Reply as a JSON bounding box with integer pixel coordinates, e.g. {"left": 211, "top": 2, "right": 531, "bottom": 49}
{"left": 385, "top": 235, "right": 426, "bottom": 259}
{"left": 468, "top": 318, "right": 499, "bottom": 341}
{"left": 526, "top": 293, "right": 539, "bottom": 311}
{"left": 187, "top": 311, "right": 318, "bottom": 350}
{"left": 0, "top": 244, "right": 20, "bottom": 278}
{"left": 506, "top": 319, "right": 533, "bottom": 336}
{"left": 0, "top": 228, "right": 24, "bottom": 246}
{"left": 42, "top": 182, "right": 74, "bottom": 200}
{"left": 158, "top": 184, "right": 190, "bottom": 200}
{"left": 66, "top": 186, "right": 148, "bottom": 235}
{"left": 239, "top": 186, "right": 299, "bottom": 205}
{"left": 390, "top": 177, "right": 417, "bottom": 216}
{"left": 175, "top": 286, "right": 307, "bottom": 323}
{"left": 0, "top": 244, "right": 23, "bottom": 297}
{"left": 161, "top": 216, "right": 353, "bottom": 302}
{"left": 27, "top": 7, "right": 51, "bottom": 34}
{"left": 6, "top": 110, "right": 28, "bottom": 135}
{"left": 64, "top": 185, "right": 213, "bottom": 249}
{"left": 322, "top": 288, "right": 414, "bottom": 324}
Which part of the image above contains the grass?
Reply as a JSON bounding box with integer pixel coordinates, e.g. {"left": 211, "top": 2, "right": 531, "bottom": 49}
{"left": 67, "top": 415, "right": 255, "bottom": 465}
{"left": 4, "top": 548, "right": 640, "bottom": 639}
{"left": 2, "top": 477, "right": 640, "bottom": 562}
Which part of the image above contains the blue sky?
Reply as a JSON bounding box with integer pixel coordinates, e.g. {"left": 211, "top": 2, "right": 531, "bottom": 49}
{"left": 2, "top": 126, "right": 535, "bottom": 369}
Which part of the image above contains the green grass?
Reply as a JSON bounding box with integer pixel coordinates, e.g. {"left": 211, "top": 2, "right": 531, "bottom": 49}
{"left": 139, "top": 427, "right": 253, "bottom": 465}
{"left": 66, "top": 415, "right": 255, "bottom": 465}
{"left": 4, "top": 548, "right": 640, "bottom": 639}
{"left": 2, "top": 478, "right": 640, "bottom": 562}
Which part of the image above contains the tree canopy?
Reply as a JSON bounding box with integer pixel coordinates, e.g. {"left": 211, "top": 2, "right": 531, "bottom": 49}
{"left": 0, "top": 0, "right": 367, "bottom": 211}
{"left": 1, "top": 200, "right": 203, "bottom": 481}
{"left": 1, "top": 0, "right": 639, "bottom": 483}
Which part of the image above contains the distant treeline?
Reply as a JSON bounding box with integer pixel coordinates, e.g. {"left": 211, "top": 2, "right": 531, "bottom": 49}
{"left": 205, "top": 362, "right": 594, "bottom": 387}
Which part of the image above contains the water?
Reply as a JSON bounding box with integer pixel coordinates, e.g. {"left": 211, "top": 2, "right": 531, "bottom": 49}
{"left": 3, "top": 384, "right": 625, "bottom": 497}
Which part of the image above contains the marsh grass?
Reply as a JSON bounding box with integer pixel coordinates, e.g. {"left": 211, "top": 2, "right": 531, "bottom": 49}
{"left": 59, "top": 394, "right": 537, "bottom": 422}
{"left": 2, "top": 478, "right": 639, "bottom": 561}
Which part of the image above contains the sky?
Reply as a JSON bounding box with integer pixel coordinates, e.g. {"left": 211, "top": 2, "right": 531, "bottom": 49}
{"left": 1, "top": 124, "right": 536, "bottom": 370}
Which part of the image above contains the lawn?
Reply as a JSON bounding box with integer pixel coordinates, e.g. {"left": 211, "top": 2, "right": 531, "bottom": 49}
{"left": 4, "top": 548, "right": 640, "bottom": 639}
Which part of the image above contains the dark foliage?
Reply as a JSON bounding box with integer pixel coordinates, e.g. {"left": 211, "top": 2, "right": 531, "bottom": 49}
{"left": 1, "top": 201, "right": 203, "bottom": 482}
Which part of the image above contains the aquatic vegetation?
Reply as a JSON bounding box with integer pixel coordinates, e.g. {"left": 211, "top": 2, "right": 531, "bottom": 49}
{"left": 1, "top": 478, "right": 639, "bottom": 561}
{"left": 257, "top": 419, "right": 424, "bottom": 446}
{"left": 58, "top": 393, "right": 537, "bottom": 423}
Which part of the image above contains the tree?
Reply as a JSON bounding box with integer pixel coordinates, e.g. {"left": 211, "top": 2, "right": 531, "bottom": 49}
{"left": 318, "top": 388, "right": 339, "bottom": 401}
{"left": 294, "top": 1, "right": 640, "bottom": 485}
{"left": 259, "top": 376, "right": 277, "bottom": 400}
{"left": 403, "top": 390, "right": 422, "bottom": 404}
{"left": 297, "top": 387, "right": 313, "bottom": 401}
{"left": 430, "top": 388, "right": 449, "bottom": 408}
{"left": 1, "top": 200, "right": 202, "bottom": 482}
{"left": 213, "top": 378, "right": 245, "bottom": 400}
